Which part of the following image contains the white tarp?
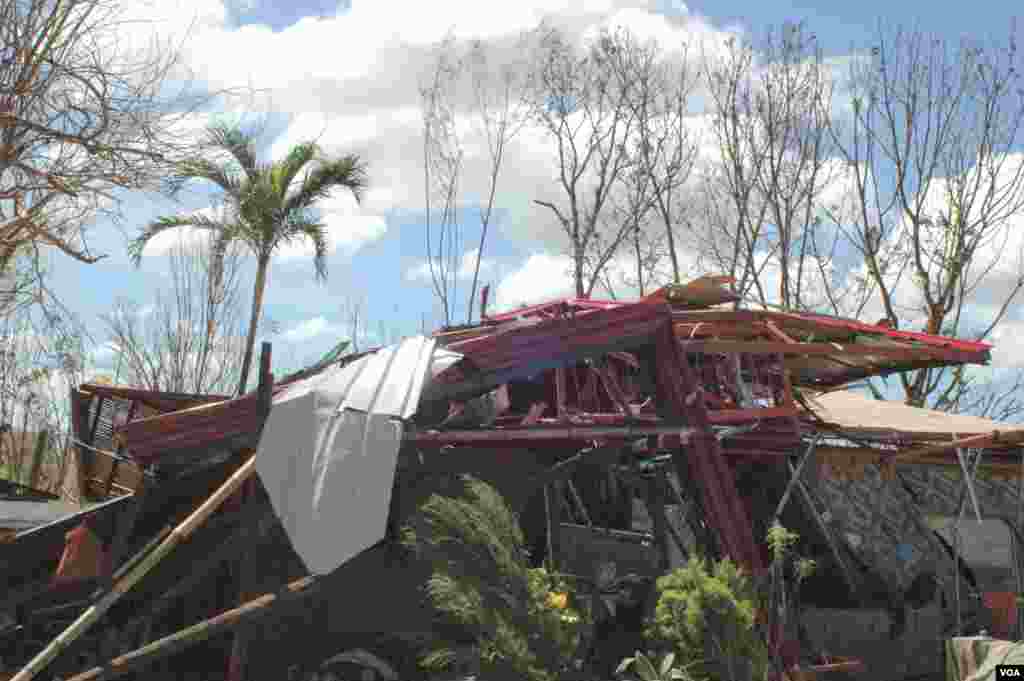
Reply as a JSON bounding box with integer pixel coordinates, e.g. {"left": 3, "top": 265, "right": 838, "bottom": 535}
{"left": 255, "top": 336, "right": 458, "bottom": 575}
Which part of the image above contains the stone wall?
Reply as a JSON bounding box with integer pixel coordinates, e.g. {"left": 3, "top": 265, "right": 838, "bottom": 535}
{"left": 791, "top": 463, "right": 1024, "bottom": 681}
{"left": 810, "top": 462, "right": 1024, "bottom": 592}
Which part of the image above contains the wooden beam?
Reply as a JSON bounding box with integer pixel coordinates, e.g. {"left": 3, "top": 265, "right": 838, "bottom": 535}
{"left": 653, "top": 323, "right": 762, "bottom": 573}
{"left": 893, "top": 430, "right": 1024, "bottom": 461}
{"left": 555, "top": 366, "right": 568, "bottom": 420}
{"left": 707, "top": 406, "right": 800, "bottom": 424}
{"left": 678, "top": 339, "right": 976, "bottom": 362}
{"left": 82, "top": 449, "right": 144, "bottom": 494}
{"left": 593, "top": 360, "right": 633, "bottom": 416}
{"left": 778, "top": 356, "right": 796, "bottom": 409}
{"left": 407, "top": 424, "right": 698, "bottom": 444}
{"left": 764, "top": 321, "right": 798, "bottom": 344}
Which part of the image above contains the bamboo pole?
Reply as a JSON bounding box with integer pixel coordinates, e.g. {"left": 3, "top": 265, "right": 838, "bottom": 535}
{"left": 9, "top": 454, "right": 259, "bottom": 681}
{"left": 63, "top": 576, "right": 320, "bottom": 681}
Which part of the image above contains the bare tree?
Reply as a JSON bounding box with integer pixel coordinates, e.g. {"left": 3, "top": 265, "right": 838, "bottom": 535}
{"left": 527, "top": 24, "right": 641, "bottom": 298}
{"left": 0, "top": 0, "right": 225, "bottom": 270}
{"left": 421, "top": 39, "right": 464, "bottom": 326}
{"left": 828, "top": 24, "right": 1024, "bottom": 409}
{"left": 103, "top": 233, "right": 247, "bottom": 395}
{"left": 463, "top": 40, "right": 529, "bottom": 322}
{"left": 420, "top": 36, "right": 527, "bottom": 325}
{"left": 700, "top": 22, "right": 837, "bottom": 310}
{"left": 604, "top": 27, "right": 700, "bottom": 285}
{"left": 0, "top": 283, "right": 87, "bottom": 493}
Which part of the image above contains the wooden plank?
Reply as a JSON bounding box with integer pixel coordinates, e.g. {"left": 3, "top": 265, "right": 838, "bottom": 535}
{"left": 652, "top": 323, "right": 762, "bottom": 573}
{"left": 706, "top": 406, "right": 800, "bottom": 424}
{"left": 778, "top": 356, "right": 796, "bottom": 409}
{"left": 84, "top": 451, "right": 144, "bottom": 494}
{"left": 764, "top": 321, "right": 798, "bottom": 344}
{"left": 894, "top": 430, "right": 1024, "bottom": 461}
{"left": 678, "top": 339, "right": 977, "bottom": 362}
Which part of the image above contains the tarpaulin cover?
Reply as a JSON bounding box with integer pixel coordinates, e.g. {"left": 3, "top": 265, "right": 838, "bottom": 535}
{"left": 946, "top": 637, "right": 1024, "bottom": 681}
{"left": 255, "top": 336, "right": 457, "bottom": 575}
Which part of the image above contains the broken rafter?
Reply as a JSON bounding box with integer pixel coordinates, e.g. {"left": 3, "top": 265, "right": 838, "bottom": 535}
{"left": 652, "top": 322, "right": 762, "bottom": 573}
{"left": 893, "top": 429, "right": 1024, "bottom": 461}
{"left": 677, "top": 339, "right": 978, "bottom": 363}
{"left": 407, "top": 423, "right": 698, "bottom": 444}
{"left": 764, "top": 321, "right": 798, "bottom": 344}
{"left": 592, "top": 359, "right": 634, "bottom": 417}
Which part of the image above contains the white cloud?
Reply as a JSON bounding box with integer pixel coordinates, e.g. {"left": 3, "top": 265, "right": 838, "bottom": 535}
{"left": 136, "top": 207, "right": 222, "bottom": 257}
{"left": 136, "top": 181, "right": 386, "bottom": 263}
{"left": 406, "top": 248, "right": 495, "bottom": 283}
{"left": 988, "top": 321, "right": 1024, "bottom": 369}
{"left": 164, "top": 1, "right": 741, "bottom": 256}
{"left": 276, "top": 188, "right": 388, "bottom": 261}
{"left": 457, "top": 248, "right": 495, "bottom": 279}
{"left": 283, "top": 316, "right": 337, "bottom": 342}
{"left": 493, "top": 253, "right": 575, "bottom": 310}
{"left": 406, "top": 261, "right": 433, "bottom": 283}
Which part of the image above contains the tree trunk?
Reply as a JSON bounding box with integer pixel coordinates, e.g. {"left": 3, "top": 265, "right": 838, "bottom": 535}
{"left": 235, "top": 257, "right": 269, "bottom": 397}
{"left": 664, "top": 220, "right": 681, "bottom": 284}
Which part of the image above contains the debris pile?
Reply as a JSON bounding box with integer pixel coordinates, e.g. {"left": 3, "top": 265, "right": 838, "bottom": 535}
{"left": 0, "top": 277, "right": 1016, "bottom": 681}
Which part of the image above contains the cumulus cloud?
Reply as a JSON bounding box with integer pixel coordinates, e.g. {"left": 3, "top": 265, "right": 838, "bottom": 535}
{"left": 169, "top": 0, "right": 740, "bottom": 256}
{"left": 987, "top": 321, "right": 1024, "bottom": 369}
{"left": 135, "top": 208, "right": 222, "bottom": 257}
{"left": 283, "top": 316, "right": 337, "bottom": 342}
{"left": 277, "top": 189, "right": 387, "bottom": 261}
{"left": 406, "top": 248, "right": 496, "bottom": 283}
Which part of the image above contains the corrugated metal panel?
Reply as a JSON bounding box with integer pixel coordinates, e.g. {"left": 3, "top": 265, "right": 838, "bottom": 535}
{"left": 0, "top": 500, "right": 80, "bottom": 532}
{"left": 255, "top": 336, "right": 458, "bottom": 575}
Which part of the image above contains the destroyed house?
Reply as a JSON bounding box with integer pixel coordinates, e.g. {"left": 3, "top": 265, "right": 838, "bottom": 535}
{"left": 0, "top": 278, "right": 1003, "bottom": 681}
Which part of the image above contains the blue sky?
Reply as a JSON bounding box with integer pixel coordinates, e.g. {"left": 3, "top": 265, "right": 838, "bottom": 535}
{"left": 51, "top": 0, "right": 1024, "bottom": 379}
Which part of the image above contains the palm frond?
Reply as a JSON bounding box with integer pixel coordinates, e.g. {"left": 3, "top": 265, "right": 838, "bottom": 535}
{"left": 126, "top": 214, "right": 239, "bottom": 267}
{"left": 205, "top": 123, "right": 260, "bottom": 181}
{"left": 276, "top": 216, "right": 329, "bottom": 282}
{"left": 171, "top": 158, "right": 244, "bottom": 199}
{"left": 283, "top": 154, "right": 369, "bottom": 215}
{"left": 273, "top": 142, "right": 319, "bottom": 198}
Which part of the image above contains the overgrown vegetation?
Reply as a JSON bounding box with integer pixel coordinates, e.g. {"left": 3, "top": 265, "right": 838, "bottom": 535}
{"left": 401, "top": 474, "right": 590, "bottom": 681}
{"left": 402, "top": 475, "right": 821, "bottom": 681}
{"left": 645, "top": 557, "right": 768, "bottom": 681}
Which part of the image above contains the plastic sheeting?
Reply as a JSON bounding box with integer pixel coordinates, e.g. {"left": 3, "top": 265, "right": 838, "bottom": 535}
{"left": 255, "top": 336, "right": 457, "bottom": 575}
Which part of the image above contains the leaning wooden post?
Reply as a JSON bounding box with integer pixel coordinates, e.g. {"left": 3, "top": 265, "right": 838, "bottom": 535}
{"left": 9, "top": 453, "right": 261, "bottom": 681}
{"left": 227, "top": 342, "right": 273, "bottom": 681}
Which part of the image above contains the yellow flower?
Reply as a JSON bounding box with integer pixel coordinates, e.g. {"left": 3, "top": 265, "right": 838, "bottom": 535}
{"left": 547, "top": 591, "right": 569, "bottom": 610}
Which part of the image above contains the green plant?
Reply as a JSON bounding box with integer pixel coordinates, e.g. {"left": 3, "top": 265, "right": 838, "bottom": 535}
{"left": 400, "top": 475, "right": 590, "bottom": 681}
{"left": 616, "top": 651, "right": 697, "bottom": 681}
{"left": 763, "top": 522, "right": 817, "bottom": 677}
{"left": 645, "top": 557, "right": 768, "bottom": 681}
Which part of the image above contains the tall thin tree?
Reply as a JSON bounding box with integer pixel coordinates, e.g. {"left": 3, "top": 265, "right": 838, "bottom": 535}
{"left": 127, "top": 123, "right": 369, "bottom": 395}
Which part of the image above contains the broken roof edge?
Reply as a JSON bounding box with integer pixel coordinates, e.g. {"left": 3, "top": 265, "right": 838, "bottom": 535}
{"left": 800, "top": 389, "right": 1024, "bottom": 462}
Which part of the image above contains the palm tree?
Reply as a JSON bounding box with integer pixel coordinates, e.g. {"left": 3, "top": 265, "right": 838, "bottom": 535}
{"left": 127, "top": 123, "right": 369, "bottom": 396}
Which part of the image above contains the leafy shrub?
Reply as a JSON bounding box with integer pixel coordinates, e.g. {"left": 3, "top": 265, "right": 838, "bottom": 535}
{"left": 644, "top": 557, "right": 769, "bottom": 681}
{"left": 400, "top": 474, "right": 590, "bottom": 681}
